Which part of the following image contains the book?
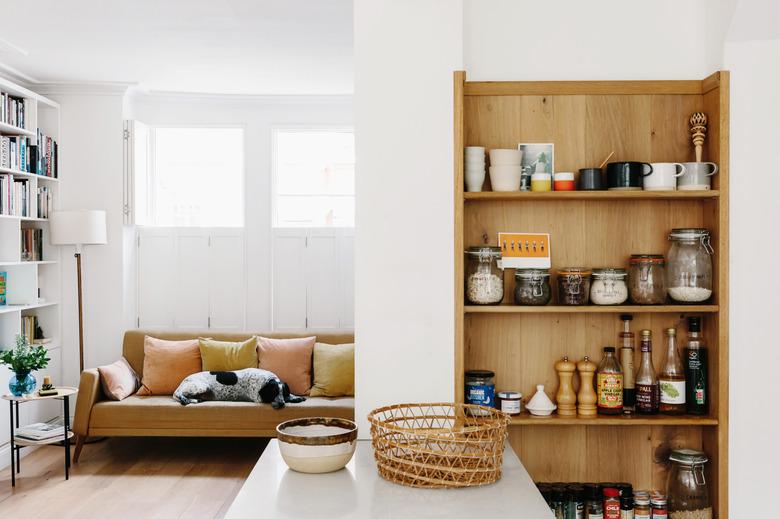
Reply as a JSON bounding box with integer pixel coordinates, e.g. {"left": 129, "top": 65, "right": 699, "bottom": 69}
{"left": 0, "top": 271, "right": 5, "bottom": 305}
{"left": 15, "top": 422, "right": 64, "bottom": 441}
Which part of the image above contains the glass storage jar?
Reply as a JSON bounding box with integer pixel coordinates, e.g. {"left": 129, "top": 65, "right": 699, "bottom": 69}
{"left": 629, "top": 254, "right": 667, "bottom": 304}
{"left": 514, "top": 268, "right": 552, "bottom": 305}
{"left": 465, "top": 369, "right": 495, "bottom": 415}
{"left": 590, "top": 268, "right": 629, "bottom": 305}
{"left": 556, "top": 268, "right": 592, "bottom": 305}
{"left": 667, "top": 449, "right": 711, "bottom": 519}
{"left": 465, "top": 246, "right": 504, "bottom": 304}
{"left": 666, "top": 229, "right": 714, "bottom": 303}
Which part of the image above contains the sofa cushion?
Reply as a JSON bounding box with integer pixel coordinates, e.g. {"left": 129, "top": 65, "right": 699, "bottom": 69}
{"left": 97, "top": 357, "right": 139, "bottom": 401}
{"left": 136, "top": 336, "right": 202, "bottom": 396}
{"left": 310, "top": 342, "right": 355, "bottom": 397}
{"left": 89, "top": 395, "right": 354, "bottom": 433}
{"left": 257, "top": 336, "right": 316, "bottom": 396}
{"left": 199, "top": 337, "right": 257, "bottom": 371}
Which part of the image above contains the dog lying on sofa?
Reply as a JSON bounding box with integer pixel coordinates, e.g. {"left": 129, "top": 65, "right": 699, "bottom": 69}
{"left": 173, "top": 368, "right": 306, "bottom": 409}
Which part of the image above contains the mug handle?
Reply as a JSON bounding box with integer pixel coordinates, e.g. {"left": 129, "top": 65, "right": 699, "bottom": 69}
{"left": 674, "top": 163, "right": 686, "bottom": 177}
{"left": 642, "top": 163, "right": 654, "bottom": 176}
{"left": 704, "top": 162, "right": 719, "bottom": 176}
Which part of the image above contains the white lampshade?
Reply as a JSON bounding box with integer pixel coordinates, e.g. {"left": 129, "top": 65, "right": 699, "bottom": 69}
{"left": 49, "top": 210, "right": 107, "bottom": 246}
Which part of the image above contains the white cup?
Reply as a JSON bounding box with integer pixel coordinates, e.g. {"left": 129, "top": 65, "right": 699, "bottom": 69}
{"left": 465, "top": 146, "right": 485, "bottom": 158}
{"left": 489, "top": 149, "right": 523, "bottom": 166}
{"left": 465, "top": 167, "right": 486, "bottom": 192}
{"left": 644, "top": 163, "right": 685, "bottom": 191}
{"left": 489, "top": 165, "right": 522, "bottom": 191}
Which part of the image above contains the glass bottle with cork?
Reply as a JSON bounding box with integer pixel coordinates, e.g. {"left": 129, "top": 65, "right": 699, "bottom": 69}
{"left": 597, "top": 347, "right": 623, "bottom": 415}
{"left": 619, "top": 315, "right": 636, "bottom": 414}
{"left": 659, "top": 328, "right": 686, "bottom": 414}
{"left": 684, "top": 317, "right": 708, "bottom": 415}
{"left": 635, "top": 330, "right": 659, "bottom": 414}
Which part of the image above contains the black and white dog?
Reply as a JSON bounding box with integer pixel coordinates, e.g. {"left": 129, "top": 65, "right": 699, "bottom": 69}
{"left": 173, "top": 368, "right": 306, "bottom": 409}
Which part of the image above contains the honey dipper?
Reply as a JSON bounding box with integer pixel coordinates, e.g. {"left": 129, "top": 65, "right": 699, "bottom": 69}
{"left": 689, "top": 112, "right": 708, "bottom": 162}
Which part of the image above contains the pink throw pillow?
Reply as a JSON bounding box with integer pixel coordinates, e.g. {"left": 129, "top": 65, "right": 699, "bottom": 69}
{"left": 97, "top": 357, "right": 139, "bottom": 401}
{"left": 136, "top": 336, "right": 202, "bottom": 396}
{"left": 257, "top": 336, "right": 316, "bottom": 396}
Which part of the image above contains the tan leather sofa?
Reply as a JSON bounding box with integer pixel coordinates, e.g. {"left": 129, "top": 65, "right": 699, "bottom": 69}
{"left": 72, "top": 330, "right": 354, "bottom": 462}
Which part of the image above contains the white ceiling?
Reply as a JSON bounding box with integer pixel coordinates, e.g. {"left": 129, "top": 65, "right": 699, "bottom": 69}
{"left": 0, "top": 0, "right": 353, "bottom": 95}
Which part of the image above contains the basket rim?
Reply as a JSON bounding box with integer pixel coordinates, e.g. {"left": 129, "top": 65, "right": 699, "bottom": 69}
{"left": 367, "top": 402, "right": 510, "bottom": 435}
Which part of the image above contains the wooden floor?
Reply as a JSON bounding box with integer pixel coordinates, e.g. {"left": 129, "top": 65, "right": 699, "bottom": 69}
{"left": 0, "top": 437, "right": 268, "bottom": 519}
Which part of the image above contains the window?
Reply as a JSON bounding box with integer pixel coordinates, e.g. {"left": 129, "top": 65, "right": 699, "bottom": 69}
{"left": 273, "top": 129, "right": 355, "bottom": 227}
{"left": 140, "top": 127, "right": 244, "bottom": 227}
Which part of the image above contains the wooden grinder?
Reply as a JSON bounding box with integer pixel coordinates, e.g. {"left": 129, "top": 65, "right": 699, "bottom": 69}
{"left": 555, "top": 356, "right": 577, "bottom": 416}
{"left": 576, "top": 356, "right": 598, "bottom": 417}
{"left": 690, "top": 112, "right": 708, "bottom": 162}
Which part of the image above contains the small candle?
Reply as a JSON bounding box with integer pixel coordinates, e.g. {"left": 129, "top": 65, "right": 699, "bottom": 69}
{"left": 43, "top": 376, "right": 51, "bottom": 386}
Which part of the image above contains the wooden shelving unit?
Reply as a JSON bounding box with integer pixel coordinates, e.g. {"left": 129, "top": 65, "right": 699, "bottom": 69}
{"left": 454, "top": 72, "right": 729, "bottom": 516}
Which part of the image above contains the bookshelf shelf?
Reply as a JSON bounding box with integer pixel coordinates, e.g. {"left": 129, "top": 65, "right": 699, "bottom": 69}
{"left": 0, "top": 260, "right": 58, "bottom": 267}
{"left": 0, "top": 121, "right": 35, "bottom": 137}
{"left": 0, "top": 302, "right": 59, "bottom": 315}
{"left": 0, "top": 166, "right": 59, "bottom": 182}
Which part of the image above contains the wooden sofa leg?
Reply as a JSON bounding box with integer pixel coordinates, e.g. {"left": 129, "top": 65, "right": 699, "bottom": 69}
{"left": 73, "top": 435, "right": 86, "bottom": 463}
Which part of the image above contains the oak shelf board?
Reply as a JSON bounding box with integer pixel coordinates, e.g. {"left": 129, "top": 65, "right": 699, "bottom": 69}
{"left": 510, "top": 413, "right": 718, "bottom": 426}
{"left": 464, "top": 304, "right": 719, "bottom": 314}
{"left": 464, "top": 79, "right": 710, "bottom": 97}
{"left": 464, "top": 190, "right": 719, "bottom": 201}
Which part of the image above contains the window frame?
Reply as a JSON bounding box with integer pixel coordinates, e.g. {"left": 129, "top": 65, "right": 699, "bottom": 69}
{"left": 142, "top": 123, "right": 247, "bottom": 228}
{"left": 270, "top": 125, "right": 355, "bottom": 229}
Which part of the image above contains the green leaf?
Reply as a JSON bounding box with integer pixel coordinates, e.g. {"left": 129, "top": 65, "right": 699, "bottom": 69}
{"left": 660, "top": 382, "right": 680, "bottom": 398}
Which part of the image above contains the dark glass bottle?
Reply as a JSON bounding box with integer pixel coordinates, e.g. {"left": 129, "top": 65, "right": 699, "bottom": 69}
{"left": 684, "top": 317, "right": 709, "bottom": 415}
{"left": 635, "top": 330, "right": 659, "bottom": 414}
{"left": 619, "top": 315, "right": 636, "bottom": 414}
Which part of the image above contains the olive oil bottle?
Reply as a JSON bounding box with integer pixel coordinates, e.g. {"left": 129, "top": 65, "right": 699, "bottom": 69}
{"left": 684, "top": 317, "right": 709, "bottom": 415}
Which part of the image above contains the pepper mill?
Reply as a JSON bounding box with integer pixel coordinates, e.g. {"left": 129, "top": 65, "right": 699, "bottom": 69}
{"left": 576, "top": 356, "right": 598, "bottom": 417}
{"left": 689, "top": 112, "right": 708, "bottom": 162}
{"left": 555, "top": 356, "right": 577, "bottom": 416}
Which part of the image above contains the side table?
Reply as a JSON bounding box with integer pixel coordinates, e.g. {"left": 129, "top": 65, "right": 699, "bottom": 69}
{"left": 2, "top": 386, "right": 78, "bottom": 486}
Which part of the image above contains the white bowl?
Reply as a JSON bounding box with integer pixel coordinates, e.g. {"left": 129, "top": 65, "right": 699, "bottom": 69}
{"left": 489, "top": 165, "right": 523, "bottom": 191}
{"left": 277, "top": 418, "right": 358, "bottom": 474}
{"left": 464, "top": 146, "right": 485, "bottom": 156}
{"left": 526, "top": 404, "right": 557, "bottom": 417}
{"left": 489, "top": 149, "right": 523, "bottom": 166}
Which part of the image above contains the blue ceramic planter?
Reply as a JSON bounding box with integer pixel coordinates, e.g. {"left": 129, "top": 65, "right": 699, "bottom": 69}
{"left": 9, "top": 371, "right": 36, "bottom": 396}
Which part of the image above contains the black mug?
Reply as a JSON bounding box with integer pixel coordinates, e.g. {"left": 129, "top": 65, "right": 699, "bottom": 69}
{"left": 578, "top": 168, "right": 604, "bottom": 190}
{"left": 606, "top": 162, "right": 653, "bottom": 190}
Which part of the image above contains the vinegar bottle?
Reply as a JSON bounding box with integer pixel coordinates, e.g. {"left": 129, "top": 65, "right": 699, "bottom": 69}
{"left": 597, "top": 347, "right": 623, "bottom": 415}
{"left": 619, "top": 314, "right": 636, "bottom": 414}
{"left": 685, "top": 317, "right": 709, "bottom": 415}
{"left": 635, "top": 330, "right": 659, "bottom": 414}
{"left": 659, "top": 328, "right": 686, "bottom": 414}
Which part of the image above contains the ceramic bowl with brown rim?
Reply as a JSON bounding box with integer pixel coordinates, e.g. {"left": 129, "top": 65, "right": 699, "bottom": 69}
{"left": 276, "top": 417, "right": 358, "bottom": 474}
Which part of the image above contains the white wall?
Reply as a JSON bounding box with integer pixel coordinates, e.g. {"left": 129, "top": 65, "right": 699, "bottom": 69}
{"left": 353, "top": 0, "right": 463, "bottom": 436}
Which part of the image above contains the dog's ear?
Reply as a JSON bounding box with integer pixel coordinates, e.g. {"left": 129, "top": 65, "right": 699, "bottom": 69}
{"left": 259, "top": 379, "right": 279, "bottom": 403}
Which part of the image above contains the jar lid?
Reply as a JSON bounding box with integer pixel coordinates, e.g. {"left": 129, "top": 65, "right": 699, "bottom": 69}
{"left": 515, "top": 268, "right": 550, "bottom": 279}
{"left": 633, "top": 491, "right": 650, "bottom": 505}
{"left": 497, "top": 390, "right": 522, "bottom": 399}
{"left": 669, "top": 228, "right": 710, "bottom": 240}
{"left": 557, "top": 267, "right": 592, "bottom": 276}
{"left": 465, "top": 246, "right": 502, "bottom": 258}
{"left": 603, "top": 488, "right": 620, "bottom": 498}
{"left": 531, "top": 172, "right": 552, "bottom": 180}
{"left": 554, "top": 172, "right": 574, "bottom": 180}
{"left": 669, "top": 448, "right": 709, "bottom": 465}
{"left": 592, "top": 267, "right": 627, "bottom": 279}
{"left": 629, "top": 254, "right": 665, "bottom": 264}
{"left": 465, "top": 369, "right": 495, "bottom": 379}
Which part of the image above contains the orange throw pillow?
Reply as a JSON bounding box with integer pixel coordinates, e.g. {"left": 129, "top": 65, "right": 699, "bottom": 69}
{"left": 257, "top": 336, "right": 316, "bottom": 396}
{"left": 97, "top": 357, "right": 139, "bottom": 401}
{"left": 136, "top": 336, "right": 202, "bottom": 396}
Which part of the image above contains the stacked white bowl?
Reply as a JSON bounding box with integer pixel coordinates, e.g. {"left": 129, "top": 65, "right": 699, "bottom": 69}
{"left": 489, "top": 149, "right": 524, "bottom": 191}
{"left": 464, "top": 146, "right": 486, "bottom": 192}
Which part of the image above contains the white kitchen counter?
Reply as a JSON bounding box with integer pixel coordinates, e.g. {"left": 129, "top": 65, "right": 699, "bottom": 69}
{"left": 225, "top": 439, "right": 553, "bottom": 519}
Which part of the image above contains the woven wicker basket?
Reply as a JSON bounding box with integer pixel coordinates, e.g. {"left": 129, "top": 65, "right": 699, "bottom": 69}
{"left": 367, "top": 402, "right": 510, "bottom": 488}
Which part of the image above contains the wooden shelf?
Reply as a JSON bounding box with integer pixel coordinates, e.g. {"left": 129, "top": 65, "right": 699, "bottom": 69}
{"left": 0, "top": 121, "right": 35, "bottom": 137}
{"left": 0, "top": 166, "right": 59, "bottom": 182}
{"left": 510, "top": 413, "right": 718, "bottom": 426}
{"left": 465, "top": 304, "right": 719, "bottom": 314}
{"left": 465, "top": 190, "right": 719, "bottom": 201}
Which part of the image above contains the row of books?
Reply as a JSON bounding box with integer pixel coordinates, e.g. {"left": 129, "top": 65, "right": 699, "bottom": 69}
{"left": 0, "top": 175, "right": 31, "bottom": 216}
{"left": 21, "top": 315, "right": 39, "bottom": 344}
{"left": 1, "top": 92, "right": 26, "bottom": 128}
{"left": 0, "top": 271, "right": 5, "bottom": 305}
{"left": 0, "top": 132, "right": 58, "bottom": 178}
{"left": 37, "top": 185, "right": 52, "bottom": 218}
{"left": 0, "top": 135, "right": 28, "bottom": 172}
{"left": 21, "top": 228, "right": 44, "bottom": 261}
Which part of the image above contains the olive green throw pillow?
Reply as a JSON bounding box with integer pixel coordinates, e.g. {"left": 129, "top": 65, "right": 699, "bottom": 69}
{"left": 198, "top": 337, "right": 258, "bottom": 372}
{"left": 310, "top": 342, "right": 355, "bottom": 397}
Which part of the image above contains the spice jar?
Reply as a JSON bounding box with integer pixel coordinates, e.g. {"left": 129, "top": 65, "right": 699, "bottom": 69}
{"left": 628, "top": 255, "right": 667, "bottom": 304}
{"left": 651, "top": 492, "right": 668, "bottom": 519}
{"left": 634, "top": 491, "right": 651, "bottom": 519}
{"left": 496, "top": 390, "right": 522, "bottom": 415}
{"left": 465, "top": 246, "right": 504, "bottom": 304}
{"left": 666, "top": 229, "right": 713, "bottom": 303}
{"left": 667, "top": 450, "right": 711, "bottom": 519}
{"left": 557, "top": 267, "right": 592, "bottom": 305}
{"left": 590, "top": 268, "right": 629, "bottom": 305}
{"left": 514, "top": 268, "right": 552, "bottom": 305}
{"left": 464, "top": 369, "right": 495, "bottom": 415}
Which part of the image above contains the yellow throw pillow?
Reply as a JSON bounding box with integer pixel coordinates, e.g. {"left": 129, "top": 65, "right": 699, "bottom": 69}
{"left": 310, "top": 342, "right": 355, "bottom": 397}
{"left": 198, "top": 337, "right": 258, "bottom": 372}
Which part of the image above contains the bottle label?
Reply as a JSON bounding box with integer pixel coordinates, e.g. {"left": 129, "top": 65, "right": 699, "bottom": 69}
{"left": 597, "top": 373, "right": 623, "bottom": 408}
{"left": 636, "top": 513, "right": 651, "bottom": 519}
{"left": 687, "top": 349, "right": 702, "bottom": 369}
{"left": 695, "top": 388, "right": 705, "bottom": 405}
{"left": 466, "top": 383, "right": 494, "bottom": 408}
{"left": 660, "top": 379, "right": 686, "bottom": 405}
{"left": 636, "top": 383, "right": 659, "bottom": 412}
{"left": 605, "top": 500, "right": 621, "bottom": 519}
{"left": 621, "top": 348, "right": 635, "bottom": 389}
{"left": 589, "top": 514, "right": 604, "bottom": 519}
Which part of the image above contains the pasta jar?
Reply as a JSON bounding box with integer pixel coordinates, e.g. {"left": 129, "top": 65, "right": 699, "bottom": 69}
{"left": 514, "top": 268, "right": 552, "bottom": 305}
{"left": 667, "top": 449, "right": 711, "bottom": 519}
{"left": 666, "top": 229, "right": 714, "bottom": 303}
{"left": 629, "top": 255, "right": 667, "bottom": 304}
{"left": 557, "top": 267, "right": 592, "bottom": 305}
{"left": 465, "top": 370, "right": 495, "bottom": 415}
{"left": 465, "top": 246, "right": 504, "bottom": 304}
{"left": 590, "top": 268, "right": 629, "bottom": 305}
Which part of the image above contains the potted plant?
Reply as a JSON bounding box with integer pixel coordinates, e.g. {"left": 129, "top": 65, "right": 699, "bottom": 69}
{"left": 1, "top": 335, "right": 50, "bottom": 396}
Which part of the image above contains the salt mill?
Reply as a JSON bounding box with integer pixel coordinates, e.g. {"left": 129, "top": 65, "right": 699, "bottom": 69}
{"left": 576, "top": 356, "right": 597, "bottom": 417}
{"left": 555, "top": 356, "right": 577, "bottom": 416}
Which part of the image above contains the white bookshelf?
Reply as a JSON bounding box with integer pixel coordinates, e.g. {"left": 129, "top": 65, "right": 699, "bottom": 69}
{"left": 0, "top": 75, "right": 62, "bottom": 464}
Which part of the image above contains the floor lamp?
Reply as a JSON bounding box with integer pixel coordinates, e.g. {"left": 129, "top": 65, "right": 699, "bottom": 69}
{"left": 50, "top": 210, "right": 107, "bottom": 373}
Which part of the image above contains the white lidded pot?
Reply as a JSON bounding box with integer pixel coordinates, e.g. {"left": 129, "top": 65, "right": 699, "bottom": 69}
{"left": 525, "top": 385, "right": 557, "bottom": 416}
